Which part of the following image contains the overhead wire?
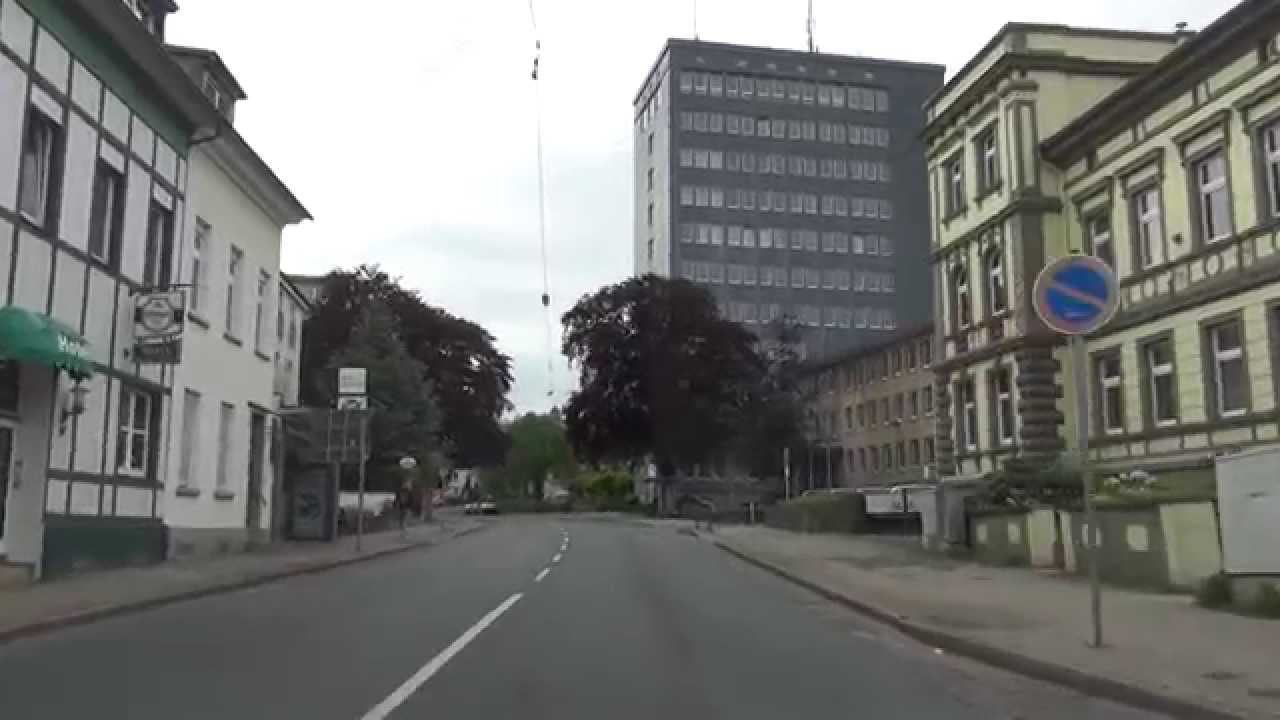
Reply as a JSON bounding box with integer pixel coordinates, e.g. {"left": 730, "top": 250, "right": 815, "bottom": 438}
{"left": 529, "top": 0, "right": 555, "bottom": 399}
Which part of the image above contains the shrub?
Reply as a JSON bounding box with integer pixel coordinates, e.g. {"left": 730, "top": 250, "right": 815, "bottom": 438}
{"left": 765, "top": 493, "right": 866, "bottom": 534}
{"left": 1253, "top": 583, "right": 1280, "bottom": 619}
{"left": 1196, "top": 572, "right": 1233, "bottom": 609}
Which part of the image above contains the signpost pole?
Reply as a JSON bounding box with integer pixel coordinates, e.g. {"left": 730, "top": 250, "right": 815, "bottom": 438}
{"left": 356, "top": 410, "right": 367, "bottom": 552}
{"left": 783, "top": 447, "right": 791, "bottom": 500}
{"left": 1035, "top": 255, "right": 1115, "bottom": 651}
{"left": 1072, "top": 335, "right": 1104, "bottom": 648}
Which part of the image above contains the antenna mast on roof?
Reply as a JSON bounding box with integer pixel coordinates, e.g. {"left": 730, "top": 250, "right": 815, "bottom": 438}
{"left": 693, "top": 0, "right": 699, "bottom": 40}
{"left": 807, "top": 0, "right": 817, "bottom": 53}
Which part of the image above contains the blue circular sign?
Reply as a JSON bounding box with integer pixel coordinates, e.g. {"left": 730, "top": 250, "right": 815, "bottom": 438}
{"left": 1033, "top": 255, "right": 1118, "bottom": 335}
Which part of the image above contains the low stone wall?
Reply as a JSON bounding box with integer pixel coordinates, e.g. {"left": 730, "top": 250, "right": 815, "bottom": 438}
{"left": 969, "top": 509, "right": 1030, "bottom": 565}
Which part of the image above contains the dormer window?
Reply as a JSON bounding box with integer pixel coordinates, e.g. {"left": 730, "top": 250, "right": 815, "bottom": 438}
{"left": 122, "top": 0, "right": 166, "bottom": 39}
{"left": 202, "top": 74, "right": 226, "bottom": 113}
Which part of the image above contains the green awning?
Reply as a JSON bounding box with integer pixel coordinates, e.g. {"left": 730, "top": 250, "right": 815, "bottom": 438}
{"left": 0, "top": 306, "right": 93, "bottom": 380}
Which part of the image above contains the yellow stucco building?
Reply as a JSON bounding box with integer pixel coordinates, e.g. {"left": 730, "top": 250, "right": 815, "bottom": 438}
{"left": 928, "top": 0, "right": 1280, "bottom": 486}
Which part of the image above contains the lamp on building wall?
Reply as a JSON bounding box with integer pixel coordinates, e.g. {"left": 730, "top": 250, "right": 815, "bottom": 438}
{"left": 59, "top": 379, "right": 90, "bottom": 434}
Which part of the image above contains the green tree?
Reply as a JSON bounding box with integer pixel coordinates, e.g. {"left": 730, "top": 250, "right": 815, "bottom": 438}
{"left": 300, "top": 266, "right": 513, "bottom": 466}
{"left": 560, "top": 274, "right": 763, "bottom": 478}
{"left": 729, "top": 317, "right": 808, "bottom": 480}
{"left": 503, "top": 412, "right": 576, "bottom": 499}
{"left": 324, "top": 301, "right": 439, "bottom": 485}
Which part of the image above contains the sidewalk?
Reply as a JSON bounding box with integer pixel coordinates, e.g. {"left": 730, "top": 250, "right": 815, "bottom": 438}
{"left": 0, "top": 514, "right": 483, "bottom": 644}
{"left": 709, "top": 525, "right": 1280, "bottom": 720}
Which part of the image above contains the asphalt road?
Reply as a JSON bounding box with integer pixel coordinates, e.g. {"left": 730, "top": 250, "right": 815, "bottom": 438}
{"left": 0, "top": 515, "right": 1168, "bottom": 719}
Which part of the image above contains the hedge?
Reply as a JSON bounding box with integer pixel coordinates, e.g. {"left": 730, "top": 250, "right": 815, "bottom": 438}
{"left": 765, "top": 494, "right": 867, "bottom": 534}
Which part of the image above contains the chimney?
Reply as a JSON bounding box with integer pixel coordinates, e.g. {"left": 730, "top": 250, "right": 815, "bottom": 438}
{"left": 1174, "top": 21, "right": 1195, "bottom": 44}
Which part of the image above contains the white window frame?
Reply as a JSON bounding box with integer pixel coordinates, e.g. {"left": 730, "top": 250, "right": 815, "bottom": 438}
{"left": 18, "top": 106, "right": 61, "bottom": 228}
{"left": 1098, "top": 353, "right": 1124, "bottom": 434}
{"left": 1146, "top": 340, "right": 1178, "bottom": 428}
{"left": 987, "top": 248, "right": 1007, "bottom": 314}
{"left": 1210, "top": 321, "right": 1247, "bottom": 418}
{"left": 116, "top": 387, "right": 153, "bottom": 477}
{"left": 179, "top": 389, "right": 202, "bottom": 488}
{"left": 1264, "top": 121, "right": 1280, "bottom": 217}
{"left": 994, "top": 367, "right": 1015, "bottom": 446}
{"left": 216, "top": 402, "right": 234, "bottom": 489}
{"left": 191, "top": 219, "right": 209, "bottom": 313}
{"left": 1195, "top": 151, "right": 1231, "bottom": 243}
{"left": 960, "top": 379, "right": 978, "bottom": 452}
{"left": 1134, "top": 187, "right": 1165, "bottom": 268}
{"left": 226, "top": 246, "right": 243, "bottom": 336}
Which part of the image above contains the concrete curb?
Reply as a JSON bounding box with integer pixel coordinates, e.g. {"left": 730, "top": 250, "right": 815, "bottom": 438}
{"left": 714, "top": 540, "right": 1242, "bottom": 720}
{"left": 0, "top": 522, "right": 489, "bottom": 647}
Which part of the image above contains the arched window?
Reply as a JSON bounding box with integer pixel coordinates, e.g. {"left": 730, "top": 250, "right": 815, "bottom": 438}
{"left": 987, "top": 247, "right": 1007, "bottom": 314}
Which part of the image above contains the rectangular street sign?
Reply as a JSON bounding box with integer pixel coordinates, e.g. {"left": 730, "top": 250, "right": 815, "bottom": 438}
{"left": 338, "top": 367, "right": 367, "bottom": 396}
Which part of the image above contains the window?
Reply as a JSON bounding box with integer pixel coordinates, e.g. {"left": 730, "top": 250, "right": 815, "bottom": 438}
{"left": 910, "top": 390, "right": 919, "bottom": 418}
{"left": 116, "top": 387, "right": 153, "bottom": 477}
{"left": 992, "top": 367, "right": 1015, "bottom": 446}
{"left": 883, "top": 444, "right": 893, "bottom": 469}
{"left": 910, "top": 440, "right": 921, "bottom": 466}
{"left": 1144, "top": 338, "right": 1178, "bottom": 427}
{"left": 944, "top": 155, "right": 965, "bottom": 216}
{"left": 1087, "top": 213, "right": 1113, "bottom": 268}
{"left": 1262, "top": 121, "right": 1280, "bottom": 217}
{"left": 1096, "top": 352, "right": 1124, "bottom": 434}
{"left": 216, "top": 402, "right": 234, "bottom": 489}
{"left": 18, "top": 107, "right": 62, "bottom": 228}
{"left": 858, "top": 448, "right": 867, "bottom": 471}
{"left": 986, "top": 248, "right": 1007, "bottom": 315}
{"left": 977, "top": 126, "right": 999, "bottom": 192}
{"left": 143, "top": 201, "right": 174, "bottom": 289}
{"left": 86, "top": 160, "right": 125, "bottom": 265}
{"left": 1208, "top": 319, "right": 1248, "bottom": 418}
{"left": 1133, "top": 187, "right": 1165, "bottom": 268}
{"left": 179, "top": 390, "right": 202, "bottom": 488}
{"left": 190, "top": 220, "right": 211, "bottom": 313}
{"left": 226, "top": 246, "right": 243, "bottom": 335}
{"left": 880, "top": 398, "right": 890, "bottom": 425}
{"left": 951, "top": 264, "right": 971, "bottom": 330}
{"left": 868, "top": 400, "right": 877, "bottom": 425}
{"left": 1194, "top": 151, "right": 1231, "bottom": 242}
{"left": 895, "top": 393, "right": 904, "bottom": 421}
{"left": 925, "top": 438, "right": 935, "bottom": 463}
{"left": 254, "top": 271, "right": 270, "bottom": 351}
{"left": 958, "top": 378, "right": 978, "bottom": 451}
{"left": 896, "top": 442, "right": 906, "bottom": 468}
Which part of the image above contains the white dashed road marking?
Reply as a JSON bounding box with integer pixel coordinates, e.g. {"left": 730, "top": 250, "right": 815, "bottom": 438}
{"left": 552, "top": 553, "right": 562, "bottom": 564}
{"left": 360, "top": 593, "right": 523, "bottom": 720}
{"left": 535, "top": 567, "right": 551, "bottom": 583}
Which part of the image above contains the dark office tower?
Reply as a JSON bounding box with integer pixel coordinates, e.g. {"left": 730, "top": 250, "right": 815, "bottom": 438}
{"left": 634, "top": 39, "right": 942, "bottom": 358}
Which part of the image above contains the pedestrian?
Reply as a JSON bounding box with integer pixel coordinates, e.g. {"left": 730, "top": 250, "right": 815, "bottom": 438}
{"left": 395, "top": 480, "right": 414, "bottom": 537}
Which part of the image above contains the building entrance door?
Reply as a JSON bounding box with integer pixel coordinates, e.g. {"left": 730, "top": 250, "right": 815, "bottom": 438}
{"left": 0, "top": 424, "right": 16, "bottom": 556}
{"left": 246, "top": 412, "right": 266, "bottom": 530}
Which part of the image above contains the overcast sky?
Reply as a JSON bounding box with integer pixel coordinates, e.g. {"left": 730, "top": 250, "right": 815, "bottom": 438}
{"left": 168, "top": 0, "right": 1236, "bottom": 414}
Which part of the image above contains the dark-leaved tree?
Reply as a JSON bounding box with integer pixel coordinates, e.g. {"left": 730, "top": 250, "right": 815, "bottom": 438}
{"left": 560, "top": 274, "right": 763, "bottom": 479}
{"left": 300, "top": 266, "right": 513, "bottom": 467}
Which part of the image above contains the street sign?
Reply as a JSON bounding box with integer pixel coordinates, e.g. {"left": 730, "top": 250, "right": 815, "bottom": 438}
{"left": 135, "top": 339, "right": 182, "bottom": 364}
{"left": 134, "top": 291, "right": 185, "bottom": 338}
{"left": 337, "top": 395, "right": 368, "bottom": 411}
{"left": 1033, "top": 254, "right": 1115, "bottom": 650}
{"left": 1032, "top": 255, "right": 1118, "bottom": 336}
{"left": 338, "top": 367, "right": 367, "bottom": 396}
